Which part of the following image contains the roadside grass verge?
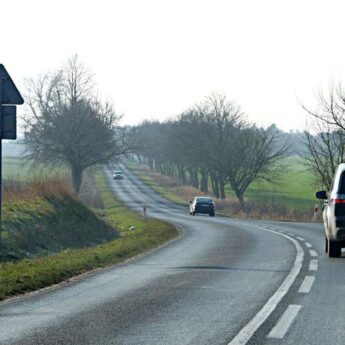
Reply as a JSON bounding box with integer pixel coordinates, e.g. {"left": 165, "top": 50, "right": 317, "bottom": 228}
{"left": 125, "top": 160, "right": 318, "bottom": 221}
{"left": 0, "top": 168, "right": 178, "bottom": 301}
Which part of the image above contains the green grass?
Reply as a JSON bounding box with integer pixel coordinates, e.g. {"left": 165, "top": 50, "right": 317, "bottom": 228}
{"left": 0, "top": 167, "right": 178, "bottom": 301}
{"left": 225, "top": 156, "right": 316, "bottom": 209}
{"left": 2, "top": 156, "right": 66, "bottom": 181}
{"left": 2, "top": 157, "right": 30, "bottom": 180}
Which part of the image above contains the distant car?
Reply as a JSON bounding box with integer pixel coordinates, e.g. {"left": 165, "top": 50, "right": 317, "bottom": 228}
{"left": 316, "top": 163, "right": 345, "bottom": 257}
{"left": 190, "top": 197, "right": 215, "bottom": 217}
{"left": 113, "top": 170, "right": 124, "bottom": 180}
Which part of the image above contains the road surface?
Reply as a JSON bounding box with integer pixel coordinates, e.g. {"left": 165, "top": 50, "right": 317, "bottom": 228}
{"left": 0, "top": 165, "right": 342, "bottom": 345}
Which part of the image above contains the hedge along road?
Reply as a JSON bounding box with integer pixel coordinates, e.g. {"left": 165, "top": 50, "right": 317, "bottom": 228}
{"left": 0, "top": 164, "right": 326, "bottom": 345}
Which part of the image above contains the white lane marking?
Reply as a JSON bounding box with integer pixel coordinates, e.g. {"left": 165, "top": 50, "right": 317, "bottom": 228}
{"left": 304, "top": 242, "right": 312, "bottom": 248}
{"left": 228, "top": 225, "right": 304, "bottom": 345}
{"left": 297, "top": 237, "right": 305, "bottom": 241}
{"left": 267, "top": 305, "right": 302, "bottom": 339}
{"left": 287, "top": 233, "right": 294, "bottom": 236}
{"left": 309, "top": 249, "right": 318, "bottom": 257}
{"left": 309, "top": 260, "right": 318, "bottom": 271}
{"left": 298, "top": 276, "right": 315, "bottom": 293}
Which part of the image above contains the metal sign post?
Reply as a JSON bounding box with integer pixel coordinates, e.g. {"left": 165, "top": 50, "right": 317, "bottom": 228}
{"left": 0, "top": 65, "right": 23, "bottom": 255}
{"left": 0, "top": 78, "right": 2, "bottom": 250}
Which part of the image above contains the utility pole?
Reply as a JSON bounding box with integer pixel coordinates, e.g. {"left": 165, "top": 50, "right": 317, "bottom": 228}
{"left": 0, "top": 65, "right": 23, "bottom": 255}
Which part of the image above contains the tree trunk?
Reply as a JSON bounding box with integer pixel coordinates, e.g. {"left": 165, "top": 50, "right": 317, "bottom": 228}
{"left": 211, "top": 173, "right": 220, "bottom": 198}
{"left": 71, "top": 165, "right": 83, "bottom": 194}
{"left": 220, "top": 183, "right": 226, "bottom": 199}
{"left": 200, "top": 170, "right": 209, "bottom": 193}
{"left": 148, "top": 158, "right": 154, "bottom": 170}
{"left": 193, "top": 168, "right": 199, "bottom": 189}
{"left": 233, "top": 185, "right": 245, "bottom": 208}
{"left": 178, "top": 164, "right": 186, "bottom": 184}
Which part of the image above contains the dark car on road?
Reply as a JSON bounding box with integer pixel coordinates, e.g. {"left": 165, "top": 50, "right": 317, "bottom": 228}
{"left": 190, "top": 197, "right": 215, "bottom": 217}
{"left": 316, "top": 163, "right": 345, "bottom": 257}
{"left": 113, "top": 170, "right": 124, "bottom": 180}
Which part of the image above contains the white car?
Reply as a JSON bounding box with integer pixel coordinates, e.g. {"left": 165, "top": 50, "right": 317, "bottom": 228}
{"left": 113, "top": 170, "right": 124, "bottom": 180}
{"left": 316, "top": 163, "right": 345, "bottom": 257}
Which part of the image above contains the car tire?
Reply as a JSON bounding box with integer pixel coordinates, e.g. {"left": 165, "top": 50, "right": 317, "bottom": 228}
{"left": 325, "top": 236, "right": 328, "bottom": 253}
{"left": 192, "top": 212, "right": 195, "bottom": 216}
{"left": 209, "top": 213, "right": 215, "bottom": 217}
{"left": 328, "top": 239, "right": 341, "bottom": 257}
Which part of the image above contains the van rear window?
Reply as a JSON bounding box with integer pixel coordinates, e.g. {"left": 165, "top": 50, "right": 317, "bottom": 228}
{"left": 338, "top": 172, "right": 345, "bottom": 193}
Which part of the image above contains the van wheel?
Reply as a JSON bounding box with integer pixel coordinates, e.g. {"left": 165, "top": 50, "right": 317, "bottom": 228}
{"left": 328, "top": 239, "right": 341, "bottom": 257}
{"left": 325, "top": 237, "right": 328, "bottom": 253}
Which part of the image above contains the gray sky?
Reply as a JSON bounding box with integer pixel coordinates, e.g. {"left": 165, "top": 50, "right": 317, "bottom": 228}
{"left": 2, "top": 0, "right": 345, "bottom": 130}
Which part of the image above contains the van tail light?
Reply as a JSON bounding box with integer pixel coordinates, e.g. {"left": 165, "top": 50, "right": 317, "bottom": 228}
{"left": 333, "top": 198, "right": 345, "bottom": 204}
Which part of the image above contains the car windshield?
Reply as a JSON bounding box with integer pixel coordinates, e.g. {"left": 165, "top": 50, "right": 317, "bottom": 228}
{"left": 115, "top": 171, "right": 122, "bottom": 174}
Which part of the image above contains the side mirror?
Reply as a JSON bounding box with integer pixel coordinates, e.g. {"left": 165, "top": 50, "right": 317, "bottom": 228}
{"left": 316, "top": 190, "right": 327, "bottom": 200}
{"left": 189, "top": 201, "right": 192, "bottom": 204}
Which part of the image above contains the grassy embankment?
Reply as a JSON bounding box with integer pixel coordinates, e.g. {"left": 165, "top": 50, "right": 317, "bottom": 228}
{"left": 125, "top": 158, "right": 318, "bottom": 221}
{"left": 0, "top": 160, "right": 178, "bottom": 301}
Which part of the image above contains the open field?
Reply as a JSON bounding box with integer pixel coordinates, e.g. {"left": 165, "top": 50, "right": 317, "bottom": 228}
{"left": 225, "top": 156, "right": 316, "bottom": 208}
{"left": 2, "top": 156, "right": 67, "bottom": 181}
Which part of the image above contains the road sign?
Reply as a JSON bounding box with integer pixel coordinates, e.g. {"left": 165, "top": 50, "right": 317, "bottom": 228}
{"left": 1, "top": 106, "right": 16, "bottom": 139}
{"left": 0, "top": 64, "right": 24, "bottom": 105}
{"left": 0, "top": 65, "right": 23, "bottom": 251}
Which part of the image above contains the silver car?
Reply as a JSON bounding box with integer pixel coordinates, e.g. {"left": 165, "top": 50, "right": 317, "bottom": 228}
{"left": 316, "top": 163, "right": 345, "bottom": 257}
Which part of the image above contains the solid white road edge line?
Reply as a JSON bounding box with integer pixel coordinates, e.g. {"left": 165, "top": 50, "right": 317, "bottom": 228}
{"left": 228, "top": 225, "right": 304, "bottom": 345}
{"left": 298, "top": 276, "right": 315, "bottom": 293}
{"left": 309, "top": 259, "right": 318, "bottom": 271}
{"left": 267, "top": 304, "right": 302, "bottom": 339}
{"left": 304, "top": 242, "right": 312, "bottom": 248}
{"left": 297, "top": 237, "right": 305, "bottom": 241}
{"left": 309, "top": 249, "right": 318, "bottom": 257}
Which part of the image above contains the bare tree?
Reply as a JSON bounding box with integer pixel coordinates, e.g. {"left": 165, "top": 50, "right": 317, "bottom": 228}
{"left": 304, "top": 118, "right": 345, "bottom": 191}
{"left": 303, "top": 83, "right": 345, "bottom": 190}
{"left": 226, "top": 125, "right": 290, "bottom": 205}
{"left": 302, "top": 83, "right": 345, "bottom": 130}
{"left": 24, "top": 56, "right": 129, "bottom": 193}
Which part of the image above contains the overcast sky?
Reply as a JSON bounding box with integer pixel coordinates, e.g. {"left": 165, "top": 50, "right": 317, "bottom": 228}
{"left": 2, "top": 0, "right": 345, "bottom": 130}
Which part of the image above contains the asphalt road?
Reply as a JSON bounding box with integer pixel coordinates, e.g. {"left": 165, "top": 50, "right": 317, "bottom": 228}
{"left": 0, "top": 164, "right": 341, "bottom": 345}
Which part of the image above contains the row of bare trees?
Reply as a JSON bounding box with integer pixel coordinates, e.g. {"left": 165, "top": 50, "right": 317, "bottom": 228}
{"left": 134, "top": 94, "right": 290, "bottom": 204}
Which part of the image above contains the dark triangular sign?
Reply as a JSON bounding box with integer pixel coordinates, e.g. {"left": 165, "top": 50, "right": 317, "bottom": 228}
{"left": 0, "top": 64, "right": 24, "bottom": 105}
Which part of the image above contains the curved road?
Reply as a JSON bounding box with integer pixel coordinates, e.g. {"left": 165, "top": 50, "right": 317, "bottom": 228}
{"left": 0, "top": 165, "right": 342, "bottom": 345}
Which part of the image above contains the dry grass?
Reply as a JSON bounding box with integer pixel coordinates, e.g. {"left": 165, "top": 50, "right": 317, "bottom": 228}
{"left": 3, "top": 173, "right": 74, "bottom": 202}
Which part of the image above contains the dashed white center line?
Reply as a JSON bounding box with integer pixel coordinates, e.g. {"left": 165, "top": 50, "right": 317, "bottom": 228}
{"left": 309, "top": 259, "right": 318, "bottom": 271}
{"left": 267, "top": 305, "right": 302, "bottom": 339}
{"left": 298, "top": 276, "right": 315, "bottom": 293}
{"left": 304, "top": 242, "right": 312, "bottom": 248}
{"left": 297, "top": 237, "right": 305, "bottom": 241}
{"left": 228, "top": 226, "right": 303, "bottom": 345}
{"left": 309, "top": 249, "right": 318, "bottom": 257}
